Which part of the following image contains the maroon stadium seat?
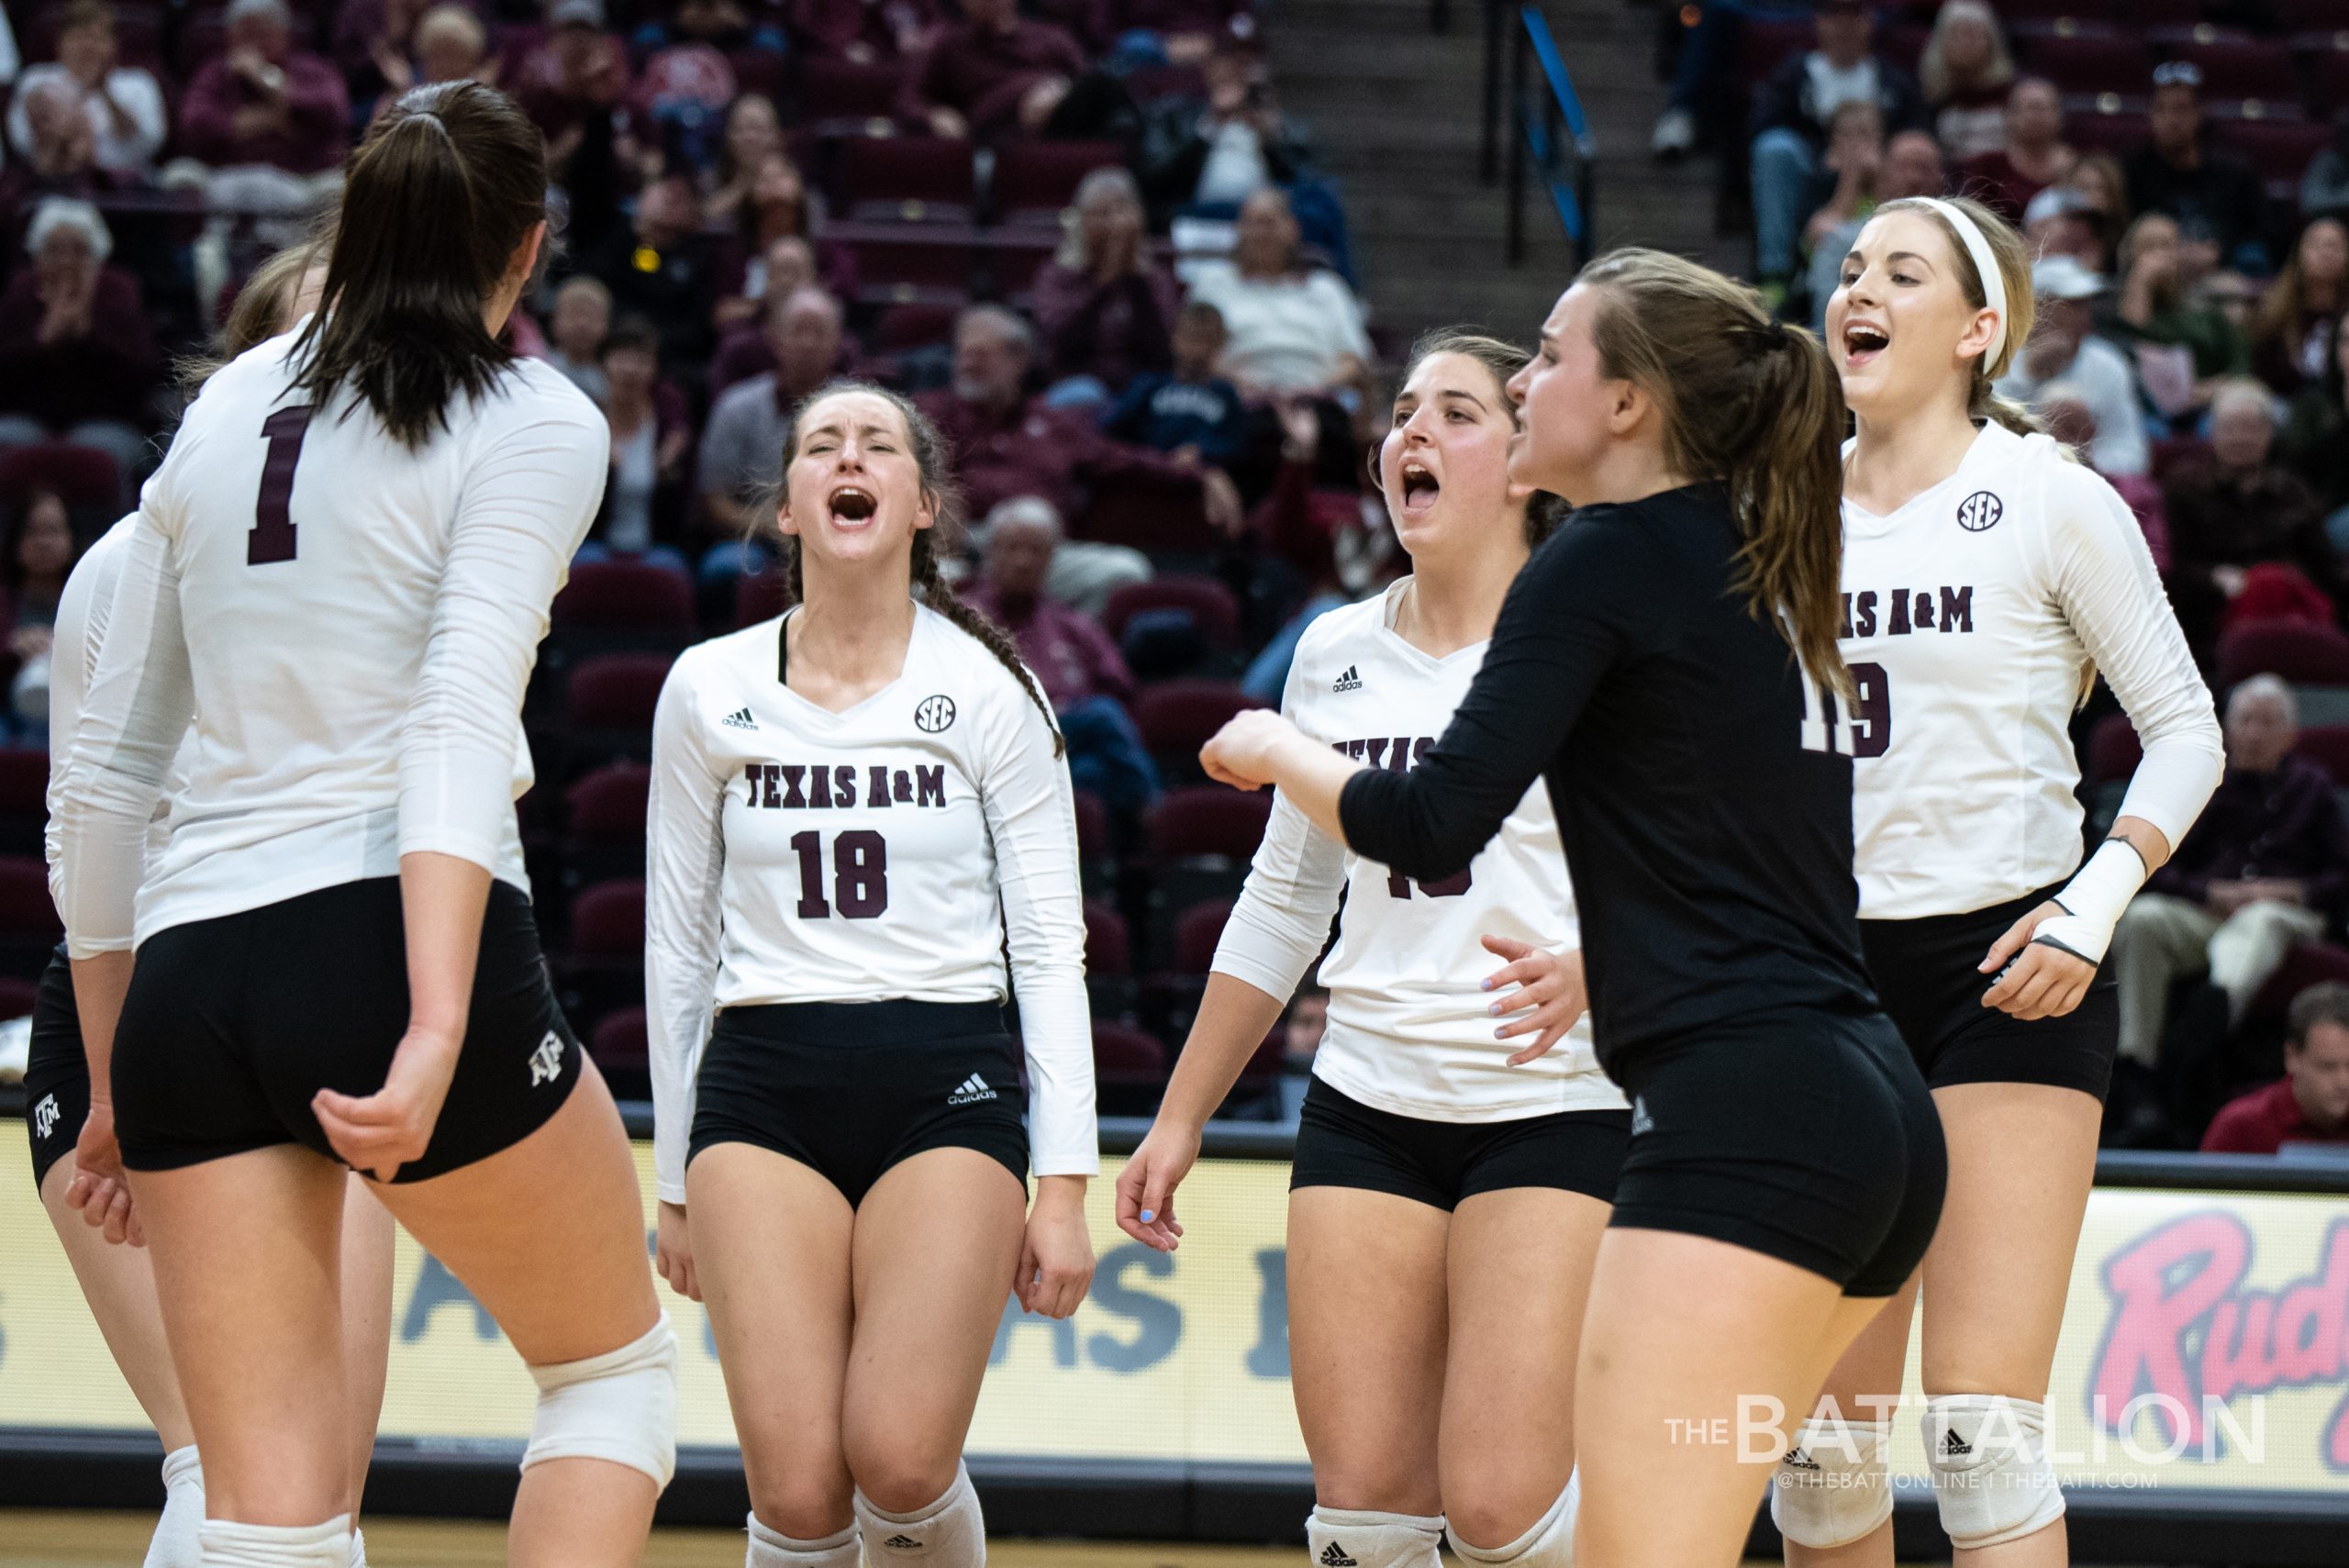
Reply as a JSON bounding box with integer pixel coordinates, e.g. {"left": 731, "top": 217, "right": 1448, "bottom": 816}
{"left": 2294, "top": 725, "right": 2349, "bottom": 786}
{"left": 1146, "top": 784, "right": 1272, "bottom": 864}
{"left": 1134, "top": 681, "right": 1269, "bottom": 775}
{"left": 2249, "top": 940, "right": 2349, "bottom": 1020}
{"left": 1101, "top": 575, "right": 1242, "bottom": 651}
{"left": 553, "top": 559, "right": 696, "bottom": 639}
{"left": 2066, "top": 105, "right": 2151, "bottom": 154}
{"left": 2021, "top": 34, "right": 2154, "bottom": 96}
{"left": 2175, "top": 39, "right": 2302, "bottom": 105}
{"left": 987, "top": 231, "right": 1060, "bottom": 301}
{"left": 565, "top": 761, "right": 651, "bottom": 839}
{"left": 2225, "top": 118, "right": 2332, "bottom": 183}
{"left": 2087, "top": 713, "right": 2142, "bottom": 785}
{"left": 0, "top": 748, "right": 47, "bottom": 859}
{"left": 2150, "top": 436, "right": 2211, "bottom": 483}
{"left": 1739, "top": 17, "right": 1813, "bottom": 86}
{"left": 870, "top": 301, "right": 962, "bottom": 351}
{"left": 0, "top": 853, "right": 61, "bottom": 975}
{"left": 0, "top": 442, "right": 122, "bottom": 511}
{"left": 839, "top": 135, "right": 975, "bottom": 223}
{"left": 797, "top": 57, "right": 905, "bottom": 127}
{"left": 2313, "top": 50, "right": 2349, "bottom": 117}
{"left": 1091, "top": 1018, "right": 1166, "bottom": 1076}
{"left": 0, "top": 975, "right": 38, "bottom": 1019}
{"left": 829, "top": 223, "right": 982, "bottom": 306}
{"left": 1997, "top": 0, "right": 2113, "bottom": 26}
{"left": 1171, "top": 898, "right": 1234, "bottom": 976}
{"left": 589, "top": 1006, "right": 650, "bottom": 1072}
{"left": 1074, "top": 471, "right": 1221, "bottom": 562}
{"left": 568, "top": 878, "right": 644, "bottom": 956}
{"left": 2217, "top": 621, "right": 2349, "bottom": 687}
{"left": 2277, "top": 0, "right": 2349, "bottom": 32}
{"left": 566, "top": 654, "right": 674, "bottom": 729}
{"left": 736, "top": 567, "right": 791, "bottom": 628}
{"left": 1085, "top": 898, "right": 1131, "bottom": 976}
{"left": 1073, "top": 787, "right": 1112, "bottom": 864}
{"left": 729, "top": 50, "right": 789, "bottom": 99}
{"left": 2139, "top": 0, "right": 2225, "bottom": 28}
{"left": 991, "top": 139, "right": 1127, "bottom": 225}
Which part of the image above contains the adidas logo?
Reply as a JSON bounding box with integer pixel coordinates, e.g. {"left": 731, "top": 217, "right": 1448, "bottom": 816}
{"left": 722, "top": 706, "right": 758, "bottom": 730}
{"left": 946, "top": 1073, "right": 997, "bottom": 1106}
{"left": 1319, "top": 1545, "right": 1358, "bottom": 1568}
{"left": 1942, "top": 1428, "right": 1973, "bottom": 1457}
{"left": 1331, "top": 664, "right": 1363, "bottom": 693}
{"left": 1783, "top": 1447, "right": 1820, "bottom": 1471}
{"left": 882, "top": 1534, "right": 923, "bottom": 1551}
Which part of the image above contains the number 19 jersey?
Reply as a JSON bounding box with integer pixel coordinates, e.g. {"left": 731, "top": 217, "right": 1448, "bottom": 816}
{"left": 1213, "top": 581, "right": 1625, "bottom": 1122}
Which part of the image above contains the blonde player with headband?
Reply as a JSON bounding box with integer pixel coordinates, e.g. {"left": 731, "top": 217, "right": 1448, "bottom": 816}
{"left": 1775, "top": 195, "right": 2221, "bottom": 1566}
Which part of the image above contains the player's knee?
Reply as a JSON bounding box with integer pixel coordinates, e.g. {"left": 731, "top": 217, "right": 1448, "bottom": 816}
{"left": 1921, "top": 1395, "right": 2064, "bottom": 1550}
{"left": 855, "top": 1462, "right": 984, "bottom": 1568}
{"left": 745, "top": 1475, "right": 853, "bottom": 1545}
{"left": 196, "top": 1515, "right": 352, "bottom": 1567}
{"left": 842, "top": 1441, "right": 963, "bottom": 1518}
{"left": 521, "top": 1312, "right": 678, "bottom": 1491}
{"left": 1444, "top": 1470, "right": 1576, "bottom": 1565}
{"left": 1307, "top": 1505, "right": 1445, "bottom": 1568}
{"left": 1769, "top": 1417, "right": 1892, "bottom": 1551}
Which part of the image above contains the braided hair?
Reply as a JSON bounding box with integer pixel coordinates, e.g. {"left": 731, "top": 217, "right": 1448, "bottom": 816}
{"left": 762, "top": 380, "right": 1064, "bottom": 757}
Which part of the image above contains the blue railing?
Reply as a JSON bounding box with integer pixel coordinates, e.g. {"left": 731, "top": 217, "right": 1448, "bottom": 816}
{"left": 1470, "top": 2, "right": 1597, "bottom": 266}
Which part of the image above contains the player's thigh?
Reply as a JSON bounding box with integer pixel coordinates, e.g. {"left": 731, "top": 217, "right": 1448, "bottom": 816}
{"left": 1439, "top": 1185, "right": 1609, "bottom": 1547}
{"left": 840, "top": 1146, "right": 1029, "bottom": 1510}
{"left": 1287, "top": 1184, "right": 1451, "bottom": 1517}
{"left": 370, "top": 1058, "right": 659, "bottom": 1368}
{"left": 38, "top": 1154, "right": 194, "bottom": 1452}
{"left": 1918, "top": 1082, "right": 2100, "bottom": 1399}
{"left": 127, "top": 1144, "right": 353, "bottom": 1525}
{"left": 339, "top": 1176, "right": 397, "bottom": 1505}
{"left": 1575, "top": 1227, "right": 1882, "bottom": 1568}
{"left": 686, "top": 1140, "right": 859, "bottom": 1534}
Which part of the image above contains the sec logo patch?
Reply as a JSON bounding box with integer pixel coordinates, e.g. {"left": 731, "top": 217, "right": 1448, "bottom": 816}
{"left": 915, "top": 695, "right": 957, "bottom": 733}
{"left": 1956, "top": 491, "right": 2003, "bottom": 532}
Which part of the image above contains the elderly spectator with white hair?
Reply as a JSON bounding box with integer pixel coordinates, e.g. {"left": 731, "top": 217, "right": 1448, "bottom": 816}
{"left": 0, "top": 197, "right": 159, "bottom": 486}
{"left": 1995, "top": 252, "right": 2149, "bottom": 476}
{"left": 6, "top": 1, "right": 166, "bottom": 178}
{"left": 1186, "top": 185, "right": 1369, "bottom": 397}
{"left": 2164, "top": 378, "right": 2335, "bottom": 663}
{"left": 1917, "top": 0, "right": 2013, "bottom": 161}
{"left": 1030, "top": 166, "right": 1181, "bottom": 404}
{"left": 179, "top": 0, "right": 350, "bottom": 174}
{"left": 2110, "top": 674, "right": 2349, "bottom": 1066}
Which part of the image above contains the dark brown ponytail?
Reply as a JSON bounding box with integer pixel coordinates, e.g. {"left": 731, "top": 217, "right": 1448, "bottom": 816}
{"left": 764, "top": 381, "right": 1064, "bottom": 757}
{"left": 288, "top": 82, "right": 548, "bottom": 447}
{"left": 1579, "top": 248, "right": 1851, "bottom": 695}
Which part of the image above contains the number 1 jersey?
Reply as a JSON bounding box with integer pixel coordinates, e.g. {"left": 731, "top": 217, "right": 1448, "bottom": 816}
{"left": 1214, "top": 582, "right": 1624, "bottom": 1121}
{"left": 644, "top": 607, "right": 1097, "bottom": 1200}
{"left": 53, "top": 334, "right": 607, "bottom": 955}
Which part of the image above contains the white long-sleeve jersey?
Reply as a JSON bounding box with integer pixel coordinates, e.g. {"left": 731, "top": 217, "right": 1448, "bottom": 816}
{"left": 1836, "top": 423, "right": 2222, "bottom": 918}
{"left": 1211, "top": 581, "right": 1626, "bottom": 1122}
{"left": 53, "top": 336, "right": 607, "bottom": 956}
{"left": 645, "top": 606, "right": 1098, "bottom": 1204}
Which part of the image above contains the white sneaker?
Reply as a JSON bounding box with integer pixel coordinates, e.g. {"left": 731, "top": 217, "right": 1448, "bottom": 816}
{"left": 1652, "top": 106, "right": 1696, "bottom": 157}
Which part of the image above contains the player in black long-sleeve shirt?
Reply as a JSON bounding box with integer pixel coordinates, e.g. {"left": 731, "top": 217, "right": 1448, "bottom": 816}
{"left": 1203, "top": 251, "right": 1945, "bottom": 1568}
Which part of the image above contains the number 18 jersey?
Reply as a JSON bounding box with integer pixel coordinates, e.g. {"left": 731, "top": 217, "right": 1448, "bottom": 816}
{"left": 1213, "top": 581, "right": 1624, "bottom": 1122}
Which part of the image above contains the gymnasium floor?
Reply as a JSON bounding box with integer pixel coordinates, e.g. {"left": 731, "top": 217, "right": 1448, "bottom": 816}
{"left": 0, "top": 1512, "right": 1946, "bottom": 1567}
{"left": 5, "top": 1513, "right": 1960, "bottom": 1567}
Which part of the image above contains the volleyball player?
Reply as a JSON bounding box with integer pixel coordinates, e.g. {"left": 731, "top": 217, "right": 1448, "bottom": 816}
{"left": 1116, "top": 331, "right": 1625, "bottom": 1568}
{"left": 646, "top": 383, "right": 1096, "bottom": 1568}
{"left": 1768, "top": 196, "right": 2221, "bottom": 1567}
{"left": 1199, "top": 250, "right": 1947, "bottom": 1568}
{"left": 54, "top": 83, "right": 673, "bottom": 1568}
{"left": 28, "top": 242, "right": 395, "bottom": 1568}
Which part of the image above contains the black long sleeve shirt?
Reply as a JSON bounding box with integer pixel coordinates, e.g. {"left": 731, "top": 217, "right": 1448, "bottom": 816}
{"left": 1338, "top": 484, "right": 1878, "bottom": 1074}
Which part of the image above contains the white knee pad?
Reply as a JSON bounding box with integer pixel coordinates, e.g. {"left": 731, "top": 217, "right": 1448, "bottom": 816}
{"left": 346, "top": 1528, "right": 365, "bottom": 1568}
{"left": 1769, "top": 1418, "right": 1892, "bottom": 1551}
{"left": 148, "top": 1445, "right": 205, "bottom": 1568}
{"left": 522, "top": 1311, "right": 679, "bottom": 1490}
{"left": 197, "top": 1515, "right": 352, "bottom": 1567}
{"left": 1446, "top": 1471, "right": 1577, "bottom": 1566}
{"left": 1305, "top": 1506, "right": 1444, "bottom": 1568}
{"left": 1921, "top": 1395, "right": 2064, "bottom": 1550}
{"left": 855, "top": 1462, "right": 984, "bottom": 1567}
{"left": 745, "top": 1512, "right": 858, "bottom": 1568}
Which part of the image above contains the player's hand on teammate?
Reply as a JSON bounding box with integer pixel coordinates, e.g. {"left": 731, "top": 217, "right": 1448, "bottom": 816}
{"left": 1978, "top": 899, "right": 2096, "bottom": 1020}
{"left": 1017, "top": 1175, "right": 1095, "bottom": 1319}
{"left": 1200, "top": 710, "right": 1307, "bottom": 792}
{"left": 1115, "top": 1122, "right": 1199, "bottom": 1253}
{"left": 654, "top": 1201, "right": 701, "bottom": 1302}
{"left": 313, "top": 1025, "right": 462, "bottom": 1182}
{"left": 1481, "top": 936, "right": 1586, "bottom": 1064}
{"left": 67, "top": 1102, "right": 143, "bottom": 1247}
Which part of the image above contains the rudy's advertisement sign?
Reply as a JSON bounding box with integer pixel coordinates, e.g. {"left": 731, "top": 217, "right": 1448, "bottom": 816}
{"left": 3, "top": 1137, "right": 2349, "bottom": 1495}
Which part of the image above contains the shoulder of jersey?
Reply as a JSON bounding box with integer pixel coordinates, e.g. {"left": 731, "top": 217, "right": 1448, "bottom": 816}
{"left": 1291, "top": 594, "right": 1384, "bottom": 674}
{"left": 674, "top": 617, "right": 778, "bottom": 681}
{"left": 919, "top": 601, "right": 1024, "bottom": 687}
{"left": 500, "top": 355, "right": 607, "bottom": 426}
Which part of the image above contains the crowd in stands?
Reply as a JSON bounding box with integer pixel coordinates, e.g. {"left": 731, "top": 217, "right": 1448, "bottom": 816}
{"left": 1655, "top": 0, "right": 2349, "bottom": 1156}
{"left": 0, "top": 0, "right": 1387, "bottom": 1126}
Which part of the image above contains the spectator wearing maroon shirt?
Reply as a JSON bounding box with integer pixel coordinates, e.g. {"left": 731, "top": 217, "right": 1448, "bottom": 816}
{"left": 1030, "top": 167, "right": 1179, "bottom": 405}
{"left": 507, "top": 0, "right": 630, "bottom": 172}
{"left": 2112, "top": 676, "right": 2349, "bottom": 1067}
{"left": 1958, "top": 77, "right": 2074, "bottom": 226}
{"left": 0, "top": 198, "right": 158, "bottom": 491}
{"left": 786, "top": 0, "right": 941, "bottom": 62}
{"left": 898, "top": 0, "right": 1122, "bottom": 143}
{"left": 0, "top": 76, "right": 114, "bottom": 249}
{"left": 915, "top": 303, "right": 1237, "bottom": 536}
{"left": 2164, "top": 381, "right": 2337, "bottom": 664}
{"left": 179, "top": 0, "right": 350, "bottom": 175}
{"left": 2201, "top": 983, "right": 2349, "bottom": 1152}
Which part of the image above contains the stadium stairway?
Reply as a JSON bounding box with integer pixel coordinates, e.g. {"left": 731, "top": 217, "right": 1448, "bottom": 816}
{"left": 1267, "top": 0, "right": 1736, "bottom": 346}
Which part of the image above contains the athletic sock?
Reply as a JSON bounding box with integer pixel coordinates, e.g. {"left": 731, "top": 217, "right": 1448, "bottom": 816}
{"left": 1446, "top": 1471, "right": 1578, "bottom": 1566}
{"left": 855, "top": 1463, "right": 984, "bottom": 1568}
{"left": 146, "top": 1446, "right": 206, "bottom": 1568}
{"left": 1305, "top": 1505, "right": 1445, "bottom": 1568}
{"left": 745, "top": 1512, "right": 858, "bottom": 1567}
{"left": 347, "top": 1526, "right": 365, "bottom": 1568}
{"left": 198, "top": 1514, "right": 352, "bottom": 1567}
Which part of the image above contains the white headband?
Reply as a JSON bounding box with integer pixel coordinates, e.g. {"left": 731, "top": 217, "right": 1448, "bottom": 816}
{"left": 1912, "top": 197, "right": 2009, "bottom": 366}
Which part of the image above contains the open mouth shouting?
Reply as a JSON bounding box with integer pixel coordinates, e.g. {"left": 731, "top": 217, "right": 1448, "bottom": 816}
{"left": 1842, "top": 319, "right": 1889, "bottom": 371}
{"left": 828, "top": 483, "right": 879, "bottom": 528}
{"left": 1399, "top": 458, "right": 1441, "bottom": 514}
